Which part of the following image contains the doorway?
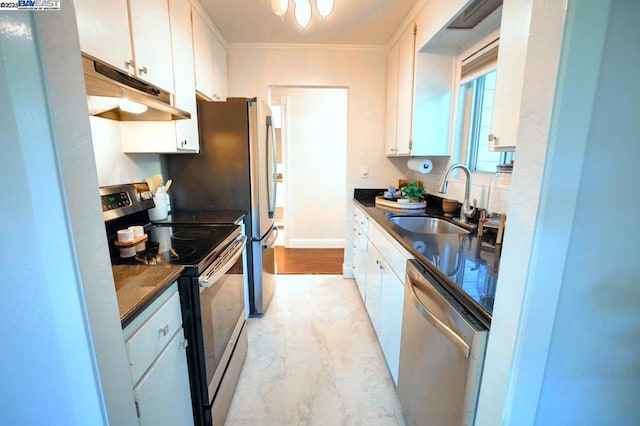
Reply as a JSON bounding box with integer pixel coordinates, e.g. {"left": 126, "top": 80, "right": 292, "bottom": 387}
{"left": 270, "top": 86, "right": 347, "bottom": 271}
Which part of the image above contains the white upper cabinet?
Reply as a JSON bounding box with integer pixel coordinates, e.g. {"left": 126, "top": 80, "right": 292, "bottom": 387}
{"left": 411, "top": 48, "right": 454, "bottom": 157}
{"left": 210, "top": 32, "right": 228, "bottom": 101}
{"left": 74, "top": 0, "right": 133, "bottom": 73}
{"left": 128, "top": 0, "right": 175, "bottom": 92}
{"left": 75, "top": 0, "right": 174, "bottom": 92}
{"left": 489, "top": 0, "right": 530, "bottom": 152}
{"left": 169, "top": 0, "right": 199, "bottom": 151}
{"left": 396, "top": 24, "right": 416, "bottom": 156}
{"left": 191, "top": 7, "right": 214, "bottom": 99}
{"left": 386, "top": 23, "right": 416, "bottom": 156}
{"left": 385, "top": 42, "right": 400, "bottom": 156}
{"left": 120, "top": 0, "right": 200, "bottom": 153}
{"left": 192, "top": 7, "right": 227, "bottom": 101}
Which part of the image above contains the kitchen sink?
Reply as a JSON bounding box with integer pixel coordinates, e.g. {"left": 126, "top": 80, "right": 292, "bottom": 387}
{"left": 389, "top": 216, "right": 471, "bottom": 235}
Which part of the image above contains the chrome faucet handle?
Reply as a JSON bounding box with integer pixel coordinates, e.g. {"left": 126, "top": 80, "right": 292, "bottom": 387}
{"left": 467, "top": 198, "right": 477, "bottom": 217}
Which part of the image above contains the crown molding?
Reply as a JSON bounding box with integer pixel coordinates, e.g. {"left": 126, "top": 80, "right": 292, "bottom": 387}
{"left": 226, "top": 42, "right": 386, "bottom": 51}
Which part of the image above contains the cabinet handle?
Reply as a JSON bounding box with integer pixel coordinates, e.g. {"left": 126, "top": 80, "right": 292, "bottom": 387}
{"left": 138, "top": 66, "right": 148, "bottom": 75}
{"left": 181, "top": 339, "right": 189, "bottom": 349}
{"left": 125, "top": 59, "right": 135, "bottom": 70}
{"left": 375, "top": 259, "right": 380, "bottom": 265}
{"left": 488, "top": 134, "right": 497, "bottom": 142}
{"left": 159, "top": 325, "right": 170, "bottom": 336}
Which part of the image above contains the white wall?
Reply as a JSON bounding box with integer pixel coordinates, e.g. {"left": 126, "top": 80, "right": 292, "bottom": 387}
{"left": 0, "top": 8, "right": 137, "bottom": 425}
{"left": 474, "top": 0, "right": 568, "bottom": 423}
{"left": 518, "top": 0, "right": 639, "bottom": 423}
{"left": 272, "top": 87, "right": 347, "bottom": 248}
{"left": 90, "top": 117, "right": 165, "bottom": 187}
{"left": 227, "top": 46, "right": 406, "bottom": 271}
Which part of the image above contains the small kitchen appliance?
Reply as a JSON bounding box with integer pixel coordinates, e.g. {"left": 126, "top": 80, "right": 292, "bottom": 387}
{"left": 101, "top": 182, "right": 247, "bottom": 426}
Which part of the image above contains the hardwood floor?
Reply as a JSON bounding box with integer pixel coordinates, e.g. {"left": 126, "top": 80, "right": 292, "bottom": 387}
{"left": 275, "top": 246, "right": 344, "bottom": 274}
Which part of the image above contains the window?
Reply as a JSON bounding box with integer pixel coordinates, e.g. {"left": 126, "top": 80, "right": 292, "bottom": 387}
{"left": 453, "top": 40, "right": 514, "bottom": 174}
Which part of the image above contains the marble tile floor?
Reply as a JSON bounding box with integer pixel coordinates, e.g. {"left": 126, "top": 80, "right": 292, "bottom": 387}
{"left": 225, "top": 275, "right": 406, "bottom": 426}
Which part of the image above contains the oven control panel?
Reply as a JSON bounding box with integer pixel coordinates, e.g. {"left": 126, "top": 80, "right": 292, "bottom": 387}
{"left": 99, "top": 182, "right": 156, "bottom": 222}
{"left": 101, "top": 191, "right": 132, "bottom": 212}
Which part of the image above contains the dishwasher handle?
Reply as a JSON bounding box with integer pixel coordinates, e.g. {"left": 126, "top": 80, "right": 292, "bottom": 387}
{"left": 406, "top": 273, "right": 471, "bottom": 358}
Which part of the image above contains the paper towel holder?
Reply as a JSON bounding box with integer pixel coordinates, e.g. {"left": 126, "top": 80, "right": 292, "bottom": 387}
{"left": 407, "top": 158, "right": 434, "bottom": 174}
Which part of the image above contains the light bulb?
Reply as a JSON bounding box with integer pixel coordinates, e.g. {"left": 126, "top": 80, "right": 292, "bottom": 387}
{"left": 294, "top": 0, "right": 311, "bottom": 29}
{"left": 119, "top": 99, "right": 148, "bottom": 114}
{"left": 270, "top": 0, "right": 288, "bottom": 20}
{"left": 316, "top": 0, "right": 334, "bottom": 19}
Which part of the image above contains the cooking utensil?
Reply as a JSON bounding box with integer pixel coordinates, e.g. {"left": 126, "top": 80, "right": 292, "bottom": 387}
{"left": 145, "top": 177, "right": 154, "bottom": 193}
{"left": 162, "top": 179, "right": 172, "bottom": 193}
{"left": 154, "top": 174, "right": 163, "bottom": 190}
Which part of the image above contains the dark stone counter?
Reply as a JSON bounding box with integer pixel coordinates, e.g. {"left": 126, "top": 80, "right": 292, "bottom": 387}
{"left": 354, "top": 189, "right": 500, "bottom": 326}
{"left": 113, "top": 264, "right": 184, "bottom": 328}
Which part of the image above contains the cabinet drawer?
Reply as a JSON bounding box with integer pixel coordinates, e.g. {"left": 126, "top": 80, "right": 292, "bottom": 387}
{"left": 353, "top": 206, "right": 369, "bottom": 235}
{"left": 369, "top": 222, "right": 411, "bottom": 281}
{"left": 126, "top": 290, "right": 183, "bottom": 385}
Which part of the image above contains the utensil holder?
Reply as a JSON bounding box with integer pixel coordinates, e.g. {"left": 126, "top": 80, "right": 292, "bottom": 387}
{"left": 148, "top": 192, "right": 168, "bottom": 221}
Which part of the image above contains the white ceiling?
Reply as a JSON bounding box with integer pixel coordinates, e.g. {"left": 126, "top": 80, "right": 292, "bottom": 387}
{"left": 198, "top": 0, "right": 419, "bottom": 46}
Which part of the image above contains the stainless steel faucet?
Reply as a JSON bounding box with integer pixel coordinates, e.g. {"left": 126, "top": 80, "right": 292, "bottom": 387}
{"left": 438, "top": 163, "right": 477, "bottom": 224}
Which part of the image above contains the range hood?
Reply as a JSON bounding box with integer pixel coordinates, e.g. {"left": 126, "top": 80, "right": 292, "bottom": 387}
{"left": 82, "top": 54, "right": 191, "bottom": 121}
{"left": 448, "top": 0, "right": 503, "bottom": 29}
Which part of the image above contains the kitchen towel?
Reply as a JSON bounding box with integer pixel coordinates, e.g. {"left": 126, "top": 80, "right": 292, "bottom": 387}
{"left": 407, "top": 158, "right": 433, "bottom": 174}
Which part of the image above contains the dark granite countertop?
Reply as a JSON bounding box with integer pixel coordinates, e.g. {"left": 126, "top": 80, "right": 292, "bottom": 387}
{"left": 113, "top": 264, "right": 184, "bottom": 328}
{"left": 354, "top": 189, "right": 500, "bottom": 326}
{"left": 152, "top": 210, "right": 246, "bottom": 225}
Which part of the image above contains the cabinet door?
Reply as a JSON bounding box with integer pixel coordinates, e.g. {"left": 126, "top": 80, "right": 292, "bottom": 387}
{"left": 364, "top": 244, "right": 383, "bottom": 335}
{"left": 396, "top": 24, "right": 416, "bottom": 155}
{"left": 378, "top": 262, "right": 405, "bottom": 385}
{"left": 169, "top": 0, "right": 199, "bottom": 151}
{"left": 192, "top": 8, "right": 215, "bottom": 100}
{"left": 211, "top": 33, "right": 228, "bottom": 101}
{"left": 134, "top": 329, "right": 194, "bottom": 426}
{"left": 385, "top": 42, "right": 400, "bottom": 156}
{"left": 352, "top": 230, "right": 366, "bottom": 301}
{"left": 74, "top": 0, "right": 133, "bottom": 73}
{"left": 489, "top": 0, "right": 532, "bottom": 151}
{"left": 128, "top": 0, "right": 175, "bottom": 92}
{"left": 411, "top": 51, "right": 454, "bottom": 156}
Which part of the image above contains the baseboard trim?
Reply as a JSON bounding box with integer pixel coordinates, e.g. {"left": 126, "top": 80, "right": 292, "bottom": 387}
{"left": 288, "top": 239, "right": 345, "bottom": 249}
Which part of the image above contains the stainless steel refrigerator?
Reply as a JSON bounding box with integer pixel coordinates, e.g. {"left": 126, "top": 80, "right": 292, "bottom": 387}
{"left": 167, "top": 97, "right": 277, "bottom": 315}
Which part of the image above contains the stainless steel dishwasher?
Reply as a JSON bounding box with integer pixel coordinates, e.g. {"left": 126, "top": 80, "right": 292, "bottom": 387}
{"left": 398, "top": 259, "right": 489, "bottom": 426}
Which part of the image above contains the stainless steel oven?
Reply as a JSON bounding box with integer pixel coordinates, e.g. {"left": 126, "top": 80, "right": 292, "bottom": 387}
{"left": 180, "top": 232, "right": 248, "bottom": 426}
{"left": 101, "top": 183, "right": 249, "bottom": 426}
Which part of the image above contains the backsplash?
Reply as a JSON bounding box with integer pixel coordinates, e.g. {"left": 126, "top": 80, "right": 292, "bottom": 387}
{"left": 392, "top": 156, "right": 504, "bottom": 213}
{"left": 90, "top": 117, "right": 166, "bottom": 187}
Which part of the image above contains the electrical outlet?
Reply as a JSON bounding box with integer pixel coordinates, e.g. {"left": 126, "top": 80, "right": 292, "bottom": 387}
{"left": 360, "top": 166, "right": 369, "bottom": 178}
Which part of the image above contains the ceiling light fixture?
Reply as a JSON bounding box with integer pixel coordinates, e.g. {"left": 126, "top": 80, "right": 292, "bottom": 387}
{"left": 270, "top": 0, "right": 335, "bottom": 29}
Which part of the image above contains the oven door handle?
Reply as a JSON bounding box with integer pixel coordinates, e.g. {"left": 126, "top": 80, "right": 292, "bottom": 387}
{"left": 198, "top": 236, "right": 246, "bottom": 288}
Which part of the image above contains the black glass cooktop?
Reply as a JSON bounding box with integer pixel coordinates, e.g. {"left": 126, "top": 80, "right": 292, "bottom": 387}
{"left": 110, "top": 224, "right": 239, "bottom": 274}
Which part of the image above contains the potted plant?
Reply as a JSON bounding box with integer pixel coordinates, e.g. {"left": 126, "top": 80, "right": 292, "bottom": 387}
{"left": 401, "top": 181, "right": 425, "bottom": 202}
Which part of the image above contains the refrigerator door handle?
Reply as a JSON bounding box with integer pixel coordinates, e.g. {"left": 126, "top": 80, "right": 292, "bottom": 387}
{"left": 266, "top": 116, "right": 277, "bottom": 219}
{"left": 261, "top": 226, "right": 279, "bottom": 249}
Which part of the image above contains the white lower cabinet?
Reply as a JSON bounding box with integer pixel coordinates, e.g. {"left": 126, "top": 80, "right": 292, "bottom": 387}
{"left": 352, "top": 230, "right": 367, "bottom": 300}
{"left": 134, "top": 328, "right": 193, "bottom": 426}
{"left": 352, "top": 203, "right": 411, "bottom": 385}
{"left": 124, "top": 283, "right": 193, "bottom": 426}
{"left": 364, "top": 244, "right": 383, "bottom": 335}
{"left": 378, "top": 260, "right": 405, "bottom": 385}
